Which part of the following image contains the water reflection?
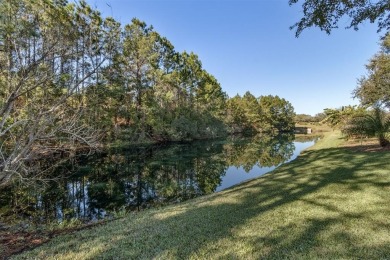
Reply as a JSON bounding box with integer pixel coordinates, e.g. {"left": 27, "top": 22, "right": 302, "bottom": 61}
{"left": 0, "top": 133, "right": 316, "bottom": 224}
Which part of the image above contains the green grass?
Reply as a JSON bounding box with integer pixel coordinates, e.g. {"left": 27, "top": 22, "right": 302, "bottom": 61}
{"left": 14, "top": 131, "right": 390, "bottom": 259}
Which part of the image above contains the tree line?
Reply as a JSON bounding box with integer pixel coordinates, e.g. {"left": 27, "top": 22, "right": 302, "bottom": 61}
{"left": 295, "top": 113, "right": 325, "bottom": 123}
{"left": 292, "top": 0, "right": 390, "bottom": 147}
{"left": 321, "top": 34, "right": 390, "bottom": 147}
{"left": 0, "top": 0, "right": 295, "bottom": 187}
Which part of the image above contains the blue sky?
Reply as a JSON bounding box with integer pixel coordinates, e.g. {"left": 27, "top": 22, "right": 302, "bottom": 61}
{"left": 86, "top": 0, "right": 383, "bottom": 115}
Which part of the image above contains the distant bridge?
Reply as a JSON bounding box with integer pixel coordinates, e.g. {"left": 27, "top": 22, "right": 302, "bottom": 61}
{"left": 294, "top": 127, "right": 312, "bottom": 134}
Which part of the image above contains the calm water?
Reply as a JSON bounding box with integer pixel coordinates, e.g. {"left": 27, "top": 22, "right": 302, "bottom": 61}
{"left": 0, "top": 134, "right": 316, "bottom": 224}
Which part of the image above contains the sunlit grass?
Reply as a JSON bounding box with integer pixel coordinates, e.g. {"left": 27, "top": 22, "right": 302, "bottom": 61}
{"left": 14, "top": 131, "right": 390, "bottom": 259}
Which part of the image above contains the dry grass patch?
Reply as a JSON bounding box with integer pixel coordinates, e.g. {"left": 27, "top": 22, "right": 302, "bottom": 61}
{"left": 342, "top": 136, "right": 390, "bottom": 152}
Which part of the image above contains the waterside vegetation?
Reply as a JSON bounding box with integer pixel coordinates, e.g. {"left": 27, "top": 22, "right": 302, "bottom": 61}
{"left": 13, "top": 131, "right": 390, "bottom": 259}
{"left": 0, "top": 133, "right": 298, "bottom": 226}
{"left": 2, "top": 0, "right": 390, "bottom": 258}
{"left": 0, "top": 0, "right": 295, "bottom": 187}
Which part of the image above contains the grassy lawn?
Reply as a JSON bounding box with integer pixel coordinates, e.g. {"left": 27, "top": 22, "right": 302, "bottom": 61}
{"left": 14, "top": 131, "right": 390, "bottom": 259}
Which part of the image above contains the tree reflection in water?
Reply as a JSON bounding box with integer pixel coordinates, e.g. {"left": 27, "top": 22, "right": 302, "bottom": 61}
{"left": 0, "top": 133, "right": 313, "bottom": 224}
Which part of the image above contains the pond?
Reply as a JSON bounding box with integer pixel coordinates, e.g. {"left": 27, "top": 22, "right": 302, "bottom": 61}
{"left": 0, "top": 134, "right": 317, "bottom": 225}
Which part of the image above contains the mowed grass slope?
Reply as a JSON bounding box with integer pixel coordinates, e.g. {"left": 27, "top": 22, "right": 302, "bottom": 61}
{"left": 14, "top": 132, "right": 390, "bottom": 259}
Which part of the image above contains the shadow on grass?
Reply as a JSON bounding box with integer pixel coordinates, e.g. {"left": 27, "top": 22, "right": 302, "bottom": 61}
{"left": 16, "top": 147, "right": 390, "bottom": 259}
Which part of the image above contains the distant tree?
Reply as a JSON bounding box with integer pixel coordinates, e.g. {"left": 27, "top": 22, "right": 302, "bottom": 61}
{"left": 225, "top": 92, "right": 261, "bottom": 133}
{"left": 226, "top": 93, "right": 295, "bottom": 133}
{"left": 242, "top": 91, "right": 261, "bottom": 130}
{"left": 296, "top": 113, "right": 326, "bottom": 123}
{"left": 322, "top": 108, "right": 343, "bottom": 128}
{"left": 289, "top": 0, "right": 390, "bottom": 36}
{"left": 258, "top": 95, "right": 295, "bottom": 132}
{"left": 322, "top": 106, "right": 366, "bottom": 129}
{"left": 119, "top": 18, "right": 162, "bottom": 139}
{"left": 314, "top": 112, "right": 326, "bottom": 122}
{"left": 295, "top": 114, "right": 314, "bottom": 123}
{"left": 354, "top": 34, "right": 390, "bottom": 109}
{"left": 226, "top": 95, "right": 249, "bottom": 133}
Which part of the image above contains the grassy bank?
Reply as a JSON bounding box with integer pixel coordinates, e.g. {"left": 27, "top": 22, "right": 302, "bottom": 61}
{"left": 14, "top": 131, "right": 390, "bottom": 259}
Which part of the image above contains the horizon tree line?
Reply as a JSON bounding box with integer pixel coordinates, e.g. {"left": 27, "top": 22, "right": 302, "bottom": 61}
{"left": 0, "top": 0, "right": 296, "bottom": 187}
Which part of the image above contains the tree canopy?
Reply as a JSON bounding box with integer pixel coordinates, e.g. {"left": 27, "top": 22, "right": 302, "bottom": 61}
{"left": 289, "top": 0, "right": 390, "bottom": 36}
{"left": 343, "top": 107, "right": 390, "bottom": 147}
{"left": 226, "top": 93, "right": 295, "bottom": 133}
{"left": 0, "top": 0, "right": 296, "bottom": 187}
{"left": 354, "top": 33, "right": 390, "bottom": 108}
{"left": 322, "top": 106, "right": 367, "bottom": 128}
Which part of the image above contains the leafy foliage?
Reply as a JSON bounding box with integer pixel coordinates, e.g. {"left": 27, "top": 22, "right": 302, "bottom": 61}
{"left": 343, "top": 107, "right": 390, "bottom": 147}
{"left": 258, "top": 95, "right": 295, "bottom": 132}
{"left": 226, "top": 93, "right": 295, "bottom": 133}
{"left": 0, "top": 0, "right": 296, "bottom": 186}
{"left": 322, "top": 106, "right": 366, "bottom": 129}
{"left": 0, "top": 0, "right": 107, "bottom": 186}
{"left": 290, "top": 0, "right": 390, "bottom": 36}
{"left": 15, "top": 132, "right": 390, "bottom": 259}
{"left": 295, "top": 113, "right": 325, "bottom": 123}
{"left": 354, "top": 34, "right": 390, "bottom": 108}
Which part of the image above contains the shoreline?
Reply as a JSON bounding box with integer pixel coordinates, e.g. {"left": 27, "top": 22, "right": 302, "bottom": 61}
{"left": 13, "top": 131, "right": 390, "bottom": 259}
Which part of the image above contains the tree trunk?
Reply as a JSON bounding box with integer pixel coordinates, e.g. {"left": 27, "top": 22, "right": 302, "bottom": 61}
{"left": 378, "top": 134, "right": 390, "bottom": 147}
